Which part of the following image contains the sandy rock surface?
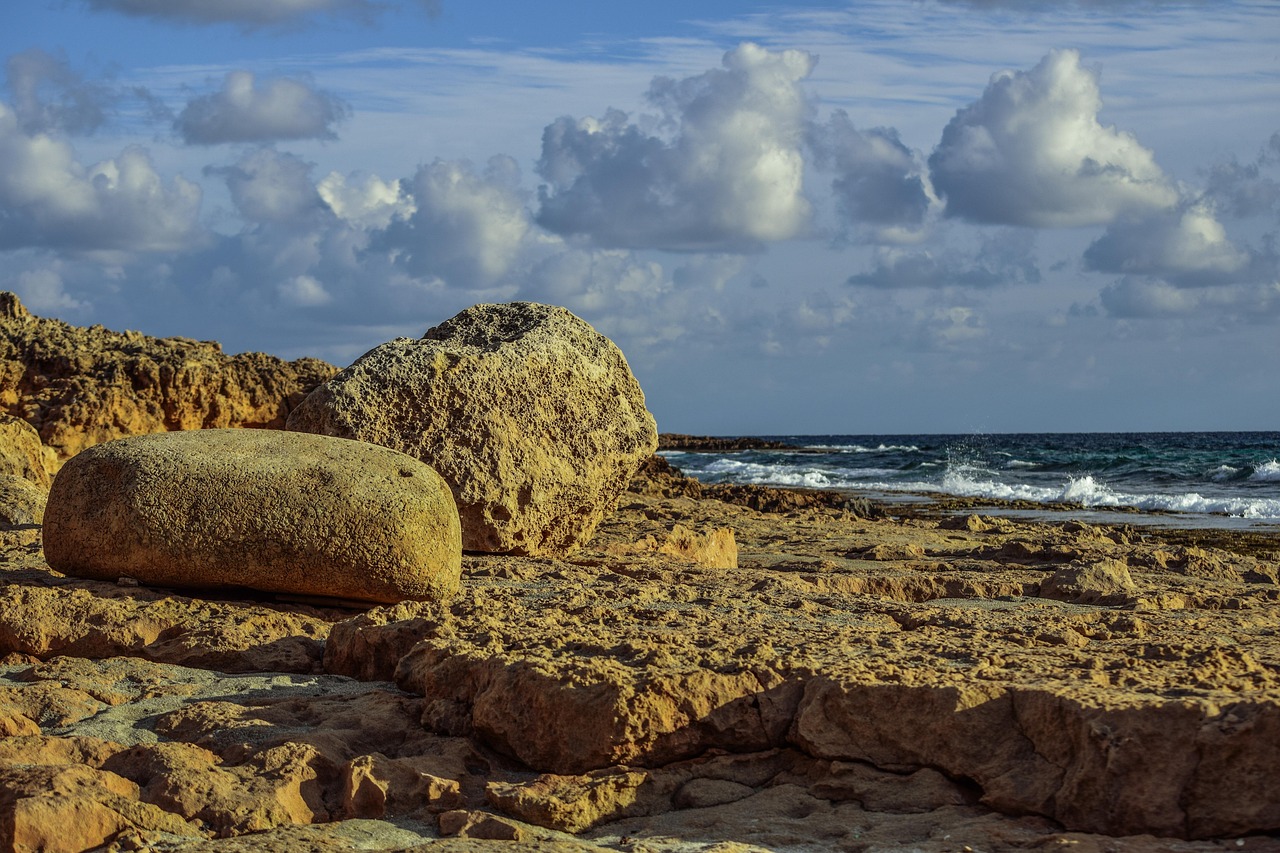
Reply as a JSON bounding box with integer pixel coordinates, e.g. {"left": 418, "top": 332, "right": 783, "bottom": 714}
{"left": 0, "top": 457, "right": 1278, "bottom": 851}
{"left": 0, "top": 292, "right": 334, "bottom": 464}
{"left": 43, "top": 429, "right": 462, "bottom": 604}
{"left": 287, "top": 302, "right": 657, "bottom": 556}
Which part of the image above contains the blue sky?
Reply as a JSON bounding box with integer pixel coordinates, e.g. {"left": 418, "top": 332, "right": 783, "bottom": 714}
{"left": 2, "top": 0, "right": 1278, "bottom": 434}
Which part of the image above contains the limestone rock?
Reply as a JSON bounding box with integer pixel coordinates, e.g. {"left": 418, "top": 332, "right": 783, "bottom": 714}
{"left": 0, "top": 291, "right": 335, "bottom": 463}
{"left": 0, "top": 415, "right": 50, "bottom": 489}
{"left": 1039, "top": 559, "right": 1137, "bottom": 605}
{"left": 287, "top": 302, "right": 657, "bottom": 556}
{"left": 657, "top": 525, "right": 738, "bottom": 569}
{"left": 0, "top": 568, "right": 331, "bottom": 673}
{"left": 43, "top": 429, "right": 462, "bottom": 604}
{"left": 0, "top": 477, "right": 45, "bottom": 529}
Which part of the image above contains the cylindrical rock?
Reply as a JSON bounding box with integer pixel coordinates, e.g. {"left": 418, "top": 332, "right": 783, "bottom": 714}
{"left": 43, "top": 429, "right": 461, "bottom": 604}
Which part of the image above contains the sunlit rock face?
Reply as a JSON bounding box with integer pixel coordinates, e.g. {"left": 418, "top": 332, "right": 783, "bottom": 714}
{"left": 44, "top": 429, "right": 462, "bottom": 605}
{"left": 288, "top": 301, "right": 658, "bottom": 556}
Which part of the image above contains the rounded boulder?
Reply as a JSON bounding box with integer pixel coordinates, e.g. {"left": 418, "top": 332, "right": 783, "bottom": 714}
{"left": 286, "top": 302, "right": 658, "bottom": 556}
{"left": 43, "top": 429, "right": 461, "bottom": 604}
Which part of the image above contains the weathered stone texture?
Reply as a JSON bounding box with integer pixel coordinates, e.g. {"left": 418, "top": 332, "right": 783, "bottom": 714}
{"left": 0, "top": 292, "right": 334, "bottom": 463}
{"left": 43, "top": 429, "right": 461, "bottom": 604}
{"left": 287, "top": 302, "right": 657, "bottom": 555}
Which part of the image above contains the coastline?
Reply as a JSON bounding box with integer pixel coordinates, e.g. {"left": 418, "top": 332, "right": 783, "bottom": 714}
{"left": 0, "top": 439, "right": 1278, "bottom": 848}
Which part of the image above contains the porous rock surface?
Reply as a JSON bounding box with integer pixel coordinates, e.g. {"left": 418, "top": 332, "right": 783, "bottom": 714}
{"left": 286, "top": 302, "right": 657, "bottom": 556}
{"left": 0, "top": 292, "right": 335, "bottom": 464}
{"left": 44, "top": 429, "right": 462, "bottom": 604}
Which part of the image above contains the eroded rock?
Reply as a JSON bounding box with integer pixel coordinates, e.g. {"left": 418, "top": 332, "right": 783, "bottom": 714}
{"left": 0, "top": 292, "right": 334, "bottom": 464}
{"left": 287, "top": 302, "right": 657, "bottom": 556}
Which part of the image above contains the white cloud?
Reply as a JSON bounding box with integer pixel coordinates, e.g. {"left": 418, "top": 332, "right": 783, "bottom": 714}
{"left": 928, "top": 49, "right": 1178, "bottom": 227}
{"left": 208, "top": 147, "right": 326, "bottom": 224}
{"left": 378, "top": 156, "right": 530, "bottom": 288}
{"left": 317, "top": 170, "right": 414, "bottom": 229}
{"left": 175, "top": 71, "right": 349, "bottom": 145}
{"left": 0, "top": 103, "right": 203, "bottom": 252}
{"left": 12, "top": 267, "right": 90, "bottom": 314}
{"left": 5, "top": 49, "right": 113, "bottom": 135}
{"left": 278, "top": 273, "right": 332, "bottom": 307}
{"left": 536, "top": 43, "right": 814, "bottom": 252}
{"left": 808, "top": 109, "right": 934, "bottom": 242}
{"left": 1083, "top": 202, "right": 1250, "bottom": 285}
{"left": 79, "top": 0, "right": 386, "bottom": 28}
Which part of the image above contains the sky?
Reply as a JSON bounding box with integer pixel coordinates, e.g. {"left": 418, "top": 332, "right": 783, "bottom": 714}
{"left": 1, "top": 1, "right": 1278, "bottom": 435}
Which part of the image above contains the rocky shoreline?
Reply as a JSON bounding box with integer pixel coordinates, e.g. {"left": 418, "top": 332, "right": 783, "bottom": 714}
{"left": 0, "top": 296, "right": 1277, "bottom": 851}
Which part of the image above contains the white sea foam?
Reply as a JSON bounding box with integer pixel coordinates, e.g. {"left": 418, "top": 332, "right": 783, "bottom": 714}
{"left": 865, "top": 468, "right": 1280, "bottom": 519}
{"left": 1210, "top": 464, "right": 1241, "bottom": 481}
{"left": 1250, "top": 460, "right": 1280, "bottom": 482}
{"left": 1004, "top": 459, "right": 1039, "bottom": 469}
{"left": 803, "top": 443, "right": 921, "bottom": 454}
{"left": 702, "top": 458, "right": 839, "bottom": 489}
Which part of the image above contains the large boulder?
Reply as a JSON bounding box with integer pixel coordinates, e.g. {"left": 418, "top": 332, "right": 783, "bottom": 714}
{"left": 286, "top": 302, "right": 658, "bottom": 556}
{"left": 43, "top": 429, "right": 461, "bottom": 604}
{"left": 0, "top": 292, "right": 335, "bottom": 464}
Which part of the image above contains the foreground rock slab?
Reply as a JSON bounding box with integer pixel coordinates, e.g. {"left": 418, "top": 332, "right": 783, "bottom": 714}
{"left": 44, "top": 429, "right": 462, "bottom": 604}
{"left": 287, "top": 302, "right": 657, "bottom": 556}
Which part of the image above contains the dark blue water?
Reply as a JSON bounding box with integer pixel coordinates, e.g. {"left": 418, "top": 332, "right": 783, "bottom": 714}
{"left": 663, "top": 432, "right": 1280, "bottom": 525}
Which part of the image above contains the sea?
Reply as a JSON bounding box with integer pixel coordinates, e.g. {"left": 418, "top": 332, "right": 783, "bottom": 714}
{"left": 662, "top": 431, "right": 1280, "bottom": 530}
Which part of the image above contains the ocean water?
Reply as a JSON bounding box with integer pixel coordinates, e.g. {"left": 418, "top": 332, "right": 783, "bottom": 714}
{"left": 663, "top": 432, "right": 1280, "bottom": 528}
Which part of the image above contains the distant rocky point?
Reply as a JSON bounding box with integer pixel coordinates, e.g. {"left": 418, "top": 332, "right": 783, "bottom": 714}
{"left": 658, "top": 433, "right": 796, "bottom": 452}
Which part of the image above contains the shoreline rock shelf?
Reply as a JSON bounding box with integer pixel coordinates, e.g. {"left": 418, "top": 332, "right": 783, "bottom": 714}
{"left": 43, "top": 429, "right": 462, "bottom": 605}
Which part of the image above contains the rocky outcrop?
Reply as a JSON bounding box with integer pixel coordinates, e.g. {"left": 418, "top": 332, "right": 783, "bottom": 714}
{"left": 0, "top": 292, "right": 334, "bottom": 463}
{"left": 44, "top": 430, "right": 462, "bottom": 605}
{"left": 287, "top": 302, "right": 657, "bottom": 556}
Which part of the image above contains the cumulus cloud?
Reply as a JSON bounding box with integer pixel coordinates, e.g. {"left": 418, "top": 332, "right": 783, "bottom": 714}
{"left": 808, "top": 110, "right": 934, "bottom": 242}
{"left": 536, "top": 43, "right": 814, "bottom": 252}
{"left": 1083, "top": 202, "right": 1250, "bottom": 286}
{"left": 317, "top": 170, "right": 414, "bottom": 230}
{"left": 849, "top": 230, "right": 1040, "bottom": 288}
{"left": 207, "top": 148, "right": 327, "bottom": 224}
{"left": 5, "top": 49, "right": 114, "bottom": 136}
{"left": 0, "top": 103, "right": 203, "bottom": 252}
{"left": 929, "top": 49, "right": 1177, "bottom": 227}
{"left": 78, "top": 0, "right": 386, "bottom": 28}
{"left": 175, "top": 71, "right": 349, "bottom": 145}
{"left": 379, "top": 156, "right": 530, "bottom": 288}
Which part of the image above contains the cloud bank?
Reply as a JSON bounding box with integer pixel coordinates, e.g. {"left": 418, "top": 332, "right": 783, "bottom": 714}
{"left": 0, "top": 103, "right": 203, "bottom": 251}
